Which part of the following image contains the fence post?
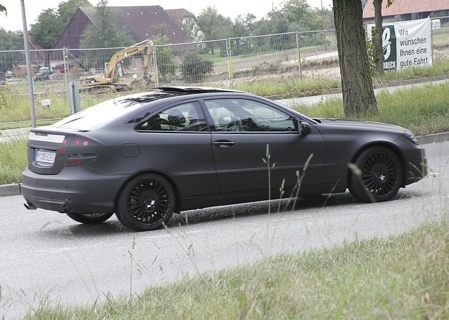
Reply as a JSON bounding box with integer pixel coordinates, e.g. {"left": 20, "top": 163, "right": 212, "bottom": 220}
{"left": 21, "top": 0, "right": 36, "bottom": 128}
{"left": 226, "top": 38, "right": 233, "bottom": 86}
{"left": 69, "top": 82, "right": 80, "bottom": 114}
{"left": 153, "top": 46, "right": 159, "bottom": 87}
{"left": 296, "top": 32, "right": 303, "bottom": 80}
{"left": 63, "top": 47, "right": 71, "bottom": 106}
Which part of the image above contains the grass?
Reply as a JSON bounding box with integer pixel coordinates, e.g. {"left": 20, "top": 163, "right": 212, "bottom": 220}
{"left": 0, "top": 88, "right": 111, "bottom": 128}
{"left": 0, "top": 137, "right": 28, "bottom": 184}
{"left": 236, "top": 76, "right": 342, "bottom": 98}
{"left": 23, "top": 219, "right": 449, "bottom": 319}
{"left": 373, "top": 58, "right": 449, "bottom": 84}
{"left": 291, "top": 81, "right": 449, "bottom": 136}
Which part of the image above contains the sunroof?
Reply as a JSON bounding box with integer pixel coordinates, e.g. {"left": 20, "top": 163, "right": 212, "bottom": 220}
{"left": 155, "top": 86, "right": 241, "bottom": 94}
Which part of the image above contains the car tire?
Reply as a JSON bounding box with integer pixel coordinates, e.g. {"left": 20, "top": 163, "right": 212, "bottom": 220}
{"left": 116, "top": 173, "right": 175, "bottom": 231}
{"left": 65, "top": 212, "right": 114, "bottom": 224}
{"left": 348, "top": 146, "right": 403, "bottom": 203}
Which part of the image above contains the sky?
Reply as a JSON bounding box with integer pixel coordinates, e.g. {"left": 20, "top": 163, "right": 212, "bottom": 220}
{"left": 0, "top": 0, "right": 333, "bottom": 32}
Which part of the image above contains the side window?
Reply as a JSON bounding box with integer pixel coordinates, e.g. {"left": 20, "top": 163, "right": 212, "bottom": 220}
{"left": 204, "top": 99, "right": 296, "bottom": 132}
{"left": 137, "top": 103, "right": 208, "bottom": 132}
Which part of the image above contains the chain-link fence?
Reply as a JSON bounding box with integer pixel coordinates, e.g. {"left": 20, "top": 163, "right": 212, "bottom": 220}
{"left": 1, "top": 23, "right": 448, "bottom": 113}
{"left": 0, "top": 29, "right": 338, "bottom": 97}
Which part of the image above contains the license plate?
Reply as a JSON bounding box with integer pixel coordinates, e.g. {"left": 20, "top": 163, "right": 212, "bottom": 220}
{"left": 36, "top": 150, "right": 56, "bottom": 164}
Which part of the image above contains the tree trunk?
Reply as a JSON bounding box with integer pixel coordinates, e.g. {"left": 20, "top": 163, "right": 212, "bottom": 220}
{"left": 333, "top": 0, "right": 378, "bottom": 118}
{"left": 374, "top": 0, "right": 384, "bottom": 74}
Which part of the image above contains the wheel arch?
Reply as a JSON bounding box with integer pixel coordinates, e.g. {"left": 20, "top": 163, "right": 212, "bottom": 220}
{"left": 114, "top": 170, "right": 182, "bottom": 213}
{"left": 347, "top": 142, "right": 407, "bottom": 187}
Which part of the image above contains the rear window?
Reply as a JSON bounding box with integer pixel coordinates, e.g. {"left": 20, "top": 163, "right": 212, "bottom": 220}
{"left": 52, "top": 92, "right": 178, "bottom": 130}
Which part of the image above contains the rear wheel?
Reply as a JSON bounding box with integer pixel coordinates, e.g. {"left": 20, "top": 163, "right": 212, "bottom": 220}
{"left": 65, "top": 212, "right": 113, "bottom": 224}
{"left": 348, "top": 146, "right": 403, "bottom": 203}
{"left": 116, "top": 173, "right": 175, "bottom": 231}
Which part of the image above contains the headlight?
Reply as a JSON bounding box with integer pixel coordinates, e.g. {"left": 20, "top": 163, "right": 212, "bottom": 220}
{"left": 405, "top": 131, "right": 418, "bottom": 144}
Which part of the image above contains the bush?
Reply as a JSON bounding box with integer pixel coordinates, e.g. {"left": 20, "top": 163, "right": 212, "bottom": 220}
{"left": 180, "top": 52, "right": 213, "bottom": 81}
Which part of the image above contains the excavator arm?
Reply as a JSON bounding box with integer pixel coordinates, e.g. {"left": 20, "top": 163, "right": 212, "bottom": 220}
{"left": 106, "top": 38, "right": 153, "bottom": 81}
{"left": 80, "top": 38, "right": 154, "bottom": 92}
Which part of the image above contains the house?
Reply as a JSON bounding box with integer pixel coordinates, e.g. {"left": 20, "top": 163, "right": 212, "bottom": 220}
{"left": 165, "top": 9, "right": 205, "bottom": 43}
{"left": 363, "top": 0, "right": 449, "bottom": 24}
{"left": 53, "top": 6, "right": 194, "bottom": 50}
{"left": 27, "top": 35, "right": 51, "bottom": 68}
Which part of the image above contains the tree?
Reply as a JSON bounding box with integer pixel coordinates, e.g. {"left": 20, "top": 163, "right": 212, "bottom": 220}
{"left": 79, "top": 0, "right": 133, "bottom": 71}
{"left": 152, "top": 23, "right": 171, "bottom": 37}
{"left": 153, "top": 35, "right": 177, "bottom": 81}
{"left": 265, "top": 10, "right": 290, "bottom": 34}
{"left": 0, "top": 4, "right": 6, "bottom": 15}
{"left": 198, "top": 6, "right": 233, "bottom": 41}
{"left": 333, "top": 0, "right": 377, "bottom": 117}
{"left": 276, "top": 0, "right": 331, "bottom": 32}
{"left": 230, "top": 14, "right": 256, "bottom": 55}
{"left": 233, "top": 14, "right": 256, "bottom": 38}
{"left": 30, "top": 0, "right": 91, "bottom": 49}
{"left": 79, "top": 0, "right": 133, "bottom": 48}
{"left": 281, "top": 0, "right": 310, "bottom": 20}
{"left": 0, "top": 29, "right": 25, "bottom": 73}
{"left": 0, "top": 29, "right": 24, "bottom": 50}
{"left": 58, "top": 0, "right": 91, "bottom": 25}
{"left": 197, "top": 6, "right": 233, "bottom": 56}
{"left": 30, "top": 9, "right": 62, "bottom": 49}
{"left": 251, "top": 18, "right": 271, "bottom": 37}
{"left": 374, "top": 0, "right": 394, "bottom": 74}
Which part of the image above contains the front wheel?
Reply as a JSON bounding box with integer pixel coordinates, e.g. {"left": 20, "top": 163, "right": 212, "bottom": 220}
{"left": 65, "top": 212, "right": 113, "bottom": 224}
{"left": 348, "top": 147, "right": 403, "bottom": 203}
{"left": 116, "top": 173, "right": 175, "bottom": 231}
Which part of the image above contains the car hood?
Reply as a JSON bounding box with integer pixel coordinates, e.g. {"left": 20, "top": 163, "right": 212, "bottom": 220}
{"left": 315, "top": 118, "right": 408, "bottom": 134}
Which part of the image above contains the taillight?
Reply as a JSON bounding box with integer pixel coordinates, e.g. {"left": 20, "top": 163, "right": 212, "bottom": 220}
{"left": 63, "top": 136, "right": 97, "bottom": 167}
{"left": 66, "top": 155, "right": 96, "bottom": 166}
{"left": 72, "top": 140, "right": 89, "bottom": 146}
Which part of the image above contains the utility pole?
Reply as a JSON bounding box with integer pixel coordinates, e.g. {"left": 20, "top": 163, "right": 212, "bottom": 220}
{"left": 20, "top": 0, "right": 36, "bottom": 128}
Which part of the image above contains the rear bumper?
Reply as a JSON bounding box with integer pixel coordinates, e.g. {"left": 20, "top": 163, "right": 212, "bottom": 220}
{"left": 21, "top": 167, "right": 126, "bottom": 214}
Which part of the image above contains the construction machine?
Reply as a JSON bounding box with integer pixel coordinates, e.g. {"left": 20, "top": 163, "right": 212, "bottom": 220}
{"left": 79, "top": 38, "right": 154, "bottom": 92}
{"left": 33, "top": 67, "right": 54, "bottom": 81}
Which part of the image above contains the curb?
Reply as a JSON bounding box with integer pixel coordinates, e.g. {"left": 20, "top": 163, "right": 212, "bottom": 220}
{"left": 2, "top": 132, "right": 448, "bottom": 198}
{"left": 417, "top": 132, "right": 449, "bottom": 144}
{"left": 0, "top": 183, "right": 21, "bottom": 197}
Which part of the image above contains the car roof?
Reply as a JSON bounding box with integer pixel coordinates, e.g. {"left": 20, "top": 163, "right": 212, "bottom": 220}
{"left": 51, "top": 87, "right": 248, "bottom": 130}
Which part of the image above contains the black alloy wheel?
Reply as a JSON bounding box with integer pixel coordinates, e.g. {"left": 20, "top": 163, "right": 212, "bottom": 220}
{"left": 65, "top": 212, "right": 114, "bottom": 224}
{"left": 116, "top": 173, "right": 175, "bottom": 231}
{"left": 348, "top": 146, "right": 403, "bottom": 203}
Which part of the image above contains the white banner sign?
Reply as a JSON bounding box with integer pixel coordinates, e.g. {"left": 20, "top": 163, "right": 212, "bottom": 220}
{"left": 368, "top": 18, "right": 433, "bottom": 71}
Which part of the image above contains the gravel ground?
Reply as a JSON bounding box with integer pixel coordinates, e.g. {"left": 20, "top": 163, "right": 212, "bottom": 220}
{"left": 225, "top": 45, "right": 449, "bottom": 86}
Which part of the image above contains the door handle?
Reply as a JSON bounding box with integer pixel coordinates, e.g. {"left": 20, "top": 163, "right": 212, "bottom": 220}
{"left": 214, "top": 140, "right": 235, "bottom": 148}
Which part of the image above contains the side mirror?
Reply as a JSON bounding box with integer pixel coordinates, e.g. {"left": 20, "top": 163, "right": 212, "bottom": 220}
{"left": 299, "top": 121, "right": 311, "bottom": 136}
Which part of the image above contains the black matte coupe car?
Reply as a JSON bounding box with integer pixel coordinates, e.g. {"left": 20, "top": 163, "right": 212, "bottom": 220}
{"left": 22, "top": 86, "right": 427, "bottom": 231}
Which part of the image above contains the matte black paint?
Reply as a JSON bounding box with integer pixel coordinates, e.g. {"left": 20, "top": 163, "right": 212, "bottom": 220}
{"left": 21, "top": 87, "right": 427, "bottom": 229}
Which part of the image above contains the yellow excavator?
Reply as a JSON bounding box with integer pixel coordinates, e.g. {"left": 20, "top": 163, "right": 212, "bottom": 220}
{"left": 80, "top": 38, "right": 154, "bottom": 92}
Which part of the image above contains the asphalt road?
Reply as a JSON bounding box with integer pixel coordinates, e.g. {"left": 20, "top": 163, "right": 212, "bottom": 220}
{"left": 0, "top": 140, "right": 448, "bottom": 319}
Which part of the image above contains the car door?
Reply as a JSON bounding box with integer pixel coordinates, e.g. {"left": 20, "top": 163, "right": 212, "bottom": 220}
{"left": 202, "top": 97, "right": 325, "bottom": 200}
{"left": 135, "top": 102, "right": 219, "bottom": 201}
